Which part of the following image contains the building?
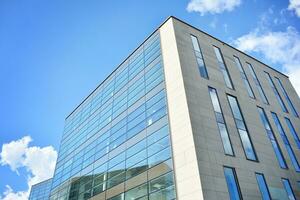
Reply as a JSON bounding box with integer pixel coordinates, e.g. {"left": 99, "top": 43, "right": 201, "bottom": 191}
{"left": 29, "top": 178, "right": 52, "bottom": 200}
{"left": 49, "top": 16, "right": 300, "bottom": 200}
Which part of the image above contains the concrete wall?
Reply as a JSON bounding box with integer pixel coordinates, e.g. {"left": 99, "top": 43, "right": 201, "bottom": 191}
{"left": 161, "top": 17, "right": 300, "bottom": 200}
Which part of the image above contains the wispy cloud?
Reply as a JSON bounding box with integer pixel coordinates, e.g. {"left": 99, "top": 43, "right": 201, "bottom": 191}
{"left": 0, "top": 136, "right": 57, "bottom": 200}
{"left": 233, "top": 8, "right": 300, "bottom": 95}
{"left": 288, "top": 0, "right": 300, "bottom": 17}
{"left": 187, "top": 0, "right": 241, "bottom": 15}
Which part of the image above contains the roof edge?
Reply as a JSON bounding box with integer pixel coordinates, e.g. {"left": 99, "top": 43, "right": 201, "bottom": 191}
{"left": 65, "top": 15, "right": 287, "bottom": 120}
{"left": 169, "top": 16, "right": 288, "bottom": 78}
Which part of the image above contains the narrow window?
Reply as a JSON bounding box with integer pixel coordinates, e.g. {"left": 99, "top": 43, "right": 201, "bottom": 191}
{"left": 190, "top": 35, "right": 208, "bottom": 79}
{"left": 234, "top": 56, "right": 255, "bottom": 98}
{"left": 275, "top": 77, "right": 299, "bottom": 117}
{"left": 282, "top": 178, "right": 296, "bottom": 200}
{"left": 247, "top": 63, "right": 269, "bottom": 104}
{"left": 257, "top": 107, "right": 287, "bottom": 169}
{"left": 227, "top": 95, "right": 257, "bottom": 161}
{"left": 255, "top": 173, "right": 271, "bottom": 200}
{"left": 208, "top": 87, "right": 234, "bottom": 155}
{"left": 224, "top": 166, "right": 242, "bottom": 200}
{"left": 213, "top": 46, "right": 234, "bottom": 89}
{"left": 265, "top": 72, "right": 288, "bottom": 113}
{"left": 285, "top": 117, "right": 300, "bottom": 150}
{"left": 272, "top": 112, "right": 300, "bottom": 172}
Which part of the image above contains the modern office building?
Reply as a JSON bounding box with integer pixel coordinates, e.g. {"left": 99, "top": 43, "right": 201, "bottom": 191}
{"left": 48, "top": 16, "right": 300, "bottom": 200}
{"left": 29, "top": 178, "right": 53, "bottom": 200}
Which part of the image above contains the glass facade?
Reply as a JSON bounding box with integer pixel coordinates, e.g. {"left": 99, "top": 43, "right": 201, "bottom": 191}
{"left": 255, "top": 173, "right": 271, "bottom": 200}
{"left": 271, "top": 112, "right": 300, "bottom": 172}
{"left": 29, "top": 178, "right": 53, "bottom": 200}
{"left": 275, "top": 77, "right": 299, "bottom": 117}
{"left": 282, "top": 178, "right": 296, "bottom": 200}
{"left": 257, "top": 107, "right": 287, "bottom": 169}
{"left": 224, "top": 167, "right": 242, "bottom": 200}
{"left": 227, "top": 95, "right": 257, "bottom": 161}
{"left": 247, "top": 63, "right": 269, "bottom": 104}
{"left": 265, "top": 72, "right": 288, "bottom": 113}
{"left": 285, "top": 117, "right": 300, "bottom": 150}
{"left": 50, "top": 32, "right": 176, "bottom": 200}
{"left": 208, "top": 87, "right": 234, "bottom": 155}
{"left": 233, "top": 56, "right": 255, "bottom": 98}
{"left": 213, "top": 46, "right": 234, "bottom": 89}
{"left": 190, "top": 35, "right": 208, "bottom": 79}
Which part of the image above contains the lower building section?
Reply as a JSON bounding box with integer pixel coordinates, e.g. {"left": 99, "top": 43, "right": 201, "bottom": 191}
{"left": 29, "top": 178, "right": 53, "bottom": 200}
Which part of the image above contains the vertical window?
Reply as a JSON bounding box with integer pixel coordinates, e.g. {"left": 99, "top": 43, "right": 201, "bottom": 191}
{"left": 282, "top": 178, "right": 296, "bottom": 200}
{"left": 272, "top": 112, "right": 300, "bottom": 172}
{"left": 265, "top": 72, "right": 288, "bottom": 113}
{"left": 224, "top": 167, "right": 242, "bottom": 200}
{"left": 213, "top": 46, "right": 234, "bottom": 89}
{"left": 285, "top": 117, "right": 300, "bottom": 150}
{"left": 234, "top": 56, "right": 255, "bottom": 98}
{"left": 255, "top": 173, "right": 271, "bottom": 200}
{"left": 190, "top": 35, "right": 208, "bottom": 79}
{"left": 208, "top": 87, "right": 234, "bottom": 155}
{"left": 257, "top": 107, "right": 287, "bottom": 169}
{"left": 227, "top": 95, "right": 257, "bottom": 161}
{"left": 247, "top": 63, "right": 269, "bottom": 104}
{"left": 275, "top": 77, "right": 299, "bottom": 117}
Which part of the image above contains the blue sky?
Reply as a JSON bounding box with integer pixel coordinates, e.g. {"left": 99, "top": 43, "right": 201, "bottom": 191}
{"left": 0, "top": 0, "right": 300, "bottom": 199}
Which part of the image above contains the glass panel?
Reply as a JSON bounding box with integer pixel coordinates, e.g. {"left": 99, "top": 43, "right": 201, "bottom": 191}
{"left": 272, "top": 112, "right": 300, "bottom": 172}
{"left": 149, "top": 172, "right": 174, "bottom": 193}
{"left": 213, "top": 46, "right": 234, "bottom": 89}
{"left": 234, "top": 56, "right": 255, "bottom": 98}
{"left": 209, "top": 87, "right": 234, "bottom": 156}
{"left": 285, "top": 117, "right": 300, "bottom": 149}
{"left": 125, "top": 183, "right": 147, "bottom": 200}
{"left": 224, "top": 167, "right": 242, "bottom": 200}
{"left": 190, "top": 35, "right": 208, "bottom": 79}
{"left": 227, "top": 95, "right": 257, "bottom": 160}
{"left": 256, "top": 173, "right": 271, "bottom": 200}
{"left": 257, "top": 107, "right": 287, "bottom": 169}
{"left": 282, "top": 178, "right": 296, "bottom": 200}
{"left": 265, "top": 72, "right": 288, "bottom": 112}
{"left": 276, "top": 77, "right": 299, "bottom": 117}
{"left": 247, "top": 63, "right": 268, "bottom": 104}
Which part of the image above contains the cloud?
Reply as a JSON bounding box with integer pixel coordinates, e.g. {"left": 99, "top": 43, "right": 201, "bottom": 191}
{"left": 233, "top": 26, "right": 300, "bottom": 95}
{"left": 1, "top": 186, "right": 27, "bottom": 200}
{"left": 288, "top": 0, "right": 300, "bottom": 17}
{"left": 0, "top": 136, "right": 57, "bottom": 200}
{"left": 187, "top": 0, "right": 241, "bottom": 15}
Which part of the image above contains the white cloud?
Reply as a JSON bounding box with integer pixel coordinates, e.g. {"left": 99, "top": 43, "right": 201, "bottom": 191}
{"left": 233, "top": 26, "right": 300, "bottom": 95}
{"left": 187, "top": 0, "right": 241, "bottom": 15}
{"left": 0, "top": 136, "right": 57, "bottom": 200}
{"left": 1, "top": 186, "right": 27, "bottom": 200}
{"left": 288, "top": 0, "right": 300, "bottom": 17}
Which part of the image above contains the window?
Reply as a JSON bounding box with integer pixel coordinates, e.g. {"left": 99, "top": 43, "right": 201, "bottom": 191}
{"left": 149, "top": 172, "right": 176, "bottom": 200}
{"left": 272, "top": 113, "right": 300, "bottom": 172}
{"left": 257, "top": 107, "right": 287, "bottom": 169}
{"left": 247, "top": 63, "right": 269, "bottom": 104}
{"left": 234, "top": 56, "right": 255, "bottom": 98}
{"left": 224, "top": 167, "right": 242, "bottom": 200}
{"left": 213, "top": 46, "right": 234, "bottom": 89}
{"left": 275, "top": 77, "right": 299, "bottom": 117}
{"left": 265, "top": 72, "right": 288, "bottom": 112}
{"left": 255, "top": 173, "right": 271, "bottom": 200}
{"left": 190, "top": 35, "right": 208, "bottom": 79}
{"left": 208, "top": 87, "right": 234, "bottom": 155}
{"left": 282, "top": 178, "right": 296, "bottom": 200}
{"left": 125, "top": 183, "right": 147, "bottom": 200}
{"left": 227, "top": 95, "right": 257, "bottom": 161}
{"left": 285, "top": 117, "right": 300, "bottom": 150}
